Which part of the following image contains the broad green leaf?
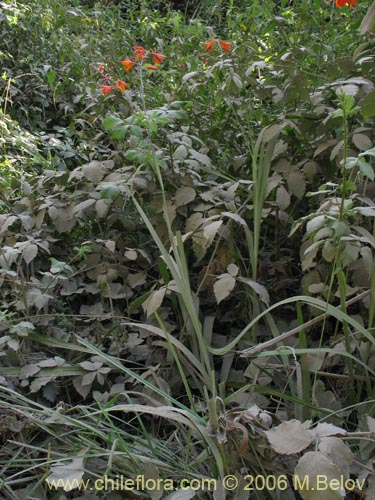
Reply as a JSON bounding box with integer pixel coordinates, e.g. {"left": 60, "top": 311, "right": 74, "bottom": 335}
{"left": 360, "top": 90, "right": 375, "bottom": 120}
{"left": 358, "top": 159, "right": 374, "bottom": 180}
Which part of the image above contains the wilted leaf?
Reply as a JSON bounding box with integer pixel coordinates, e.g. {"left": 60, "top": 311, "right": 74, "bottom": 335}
{"left": 26, "top": 289, "right": 53, "bottom": 310}
{"left": 276, "top": 185, "right": 291, "bottom": 210}
{"left": 22, "top": 243, "right": 38, "bottom": 265}
{"left": 173, "top": 144, "right": 188, "bottom": 160}
{"left": 73, "top": 376, "right": 92, "bottom": 398}
{"left": 30, "top": 377, "right": 51, "bottom": 392}
{"left": 82, "top": 161, "right": 106, "bottom": 183}
{"left": 318, "top": 437, "right": 352, "bottom": 478}
{"left": 10, "top": 322, "right": 35, "bottom": 336}
{"left": 322, "top": 240, "right": 336, "bottom": 262}
{"left": 359, "top": 0, "right": 375, "bottom": 34}
{"left": 203, "top": 220, "right": 223, "bottom": 246}
{"left": 174, "top": 186, "right": 196, "bottom": 207}
{"left": 0, "top": 215, "right": 17, "bottom": 235}
{"left": 227, "top": 263, "right": 239, "bottom": 277}
{"left": 287, "top": 171, "right": 306, "bottom": 199}
{"left": 262, "top": 124, "right": 281, "bottom": 143}
{"left": 294, "top": 451, "right": 345, "bottom": 500}
{"left": 19, "top": 364, "right": 41, "bottom": 379}
{"left": 143, "top": 288, "right": 167, "bottom": 317}
{"left": 73, "top": 199, "right": 96, "bottom": 215}
{"left": 189, "top": 149, "right": 211, "bottom": 166}
{"left": 125, "top": 249, "right": 138, "bottom": 260}
{"left": 47, "top": 455, "right": 85, "bottom": 492}
{"left": 341, "top": 241, "right": 360, "bottom": 267}
{"left": 214, "top": 274, "right": 236, "bottom": 304}
{"left": 48, "top": 205, "right": 76, "bottom": 233}
{"left": 237, "top": 277, "right": 270, "bottom": 305}
{"left": 265, "top": 420, "right": 312, "bottom": 455}
{"left": 352, "top": 133, "right": 372, "bottom": 151}
{"left": 96, "top": 199, "right": 111, "bottom": 218}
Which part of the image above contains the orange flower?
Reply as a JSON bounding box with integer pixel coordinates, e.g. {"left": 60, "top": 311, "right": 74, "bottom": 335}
{"left": 98, "top": 64, "right": 105, "bottom": 72}
{"left": 133, "top": 45, "right": 147, "bottom": 60}
{"left": 146, "top": 65, "right": 158, "bottom": 71}
{"left": 121, "top": 59, "right": 136, "bottom": 71}
{"left": 329, "top": 0, "right": 356, "bottom": 6}
{"left": 203, "top": 40, "right": 216, "bottom": 52}
{"left": 116, "top": 80, "right": 128, "bottom": 91}
{"left": 100, "top": 85, "right": 115, "bottom": 96}
{"left": 219, "top": 40, "right": 232, "bottom": 52}
{"left": 150, "top": 51, "right": 166, "bottom": 65}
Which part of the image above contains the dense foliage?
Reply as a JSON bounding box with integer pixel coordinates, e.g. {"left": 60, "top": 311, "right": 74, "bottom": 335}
{"left": 0, "top": 0, "right": 375, "bottom": 498}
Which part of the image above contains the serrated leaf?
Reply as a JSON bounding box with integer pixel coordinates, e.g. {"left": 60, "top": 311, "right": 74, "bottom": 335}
{"left": 30, "top": 376, "right": 51, "bottom": 392}
{"left": 203, "top": 220, "right": 223, "bottom": 246}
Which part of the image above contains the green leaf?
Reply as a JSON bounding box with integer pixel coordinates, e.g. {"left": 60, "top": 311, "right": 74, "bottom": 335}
{"left": 358, "top": 159, "right": 374, "bottom": 180}
{"left": 360, "top": 90, "right": 375, "bottom": 120}
{"left": 102, "top": 116, "right": 123, "bottom": 130}
{"left": 322, "top": 240, "right": 335, "bottom": 262}
{"left": 359, "top": 146, "right": 375, "bottom": 159}
{"left": 343, "top": 157, "right": 358, "bottom": 170}
{"left": 128, "top": 125, "right": 143, "bottom": 138}
{"left": 47, "top": 68, "right": 56, "bottom": 90}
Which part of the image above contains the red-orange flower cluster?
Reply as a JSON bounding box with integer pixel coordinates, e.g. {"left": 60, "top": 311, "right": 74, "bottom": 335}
{"left": 99, "top": 80, "right": 128, "bottom": 96}
{"left": 150, "top": 51, "right": 166, "bottom": 65}
{"left": 126, "top": 46, "right": 166, "bottom": 69}
{"left": 328, "top": 0, "right": 357, "bottom": 7}
{"left": 121, "top": 59, "right": 136, "bottom": 71}
{"left": 98, "top": 46, "right": 166, "bottom": 96}
{"left": 203, "top": 39, "right": 232, "bottom": 53}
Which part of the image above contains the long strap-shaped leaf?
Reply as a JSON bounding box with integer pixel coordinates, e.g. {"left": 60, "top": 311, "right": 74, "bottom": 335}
{"left": 132, "top": 196, "right": 212, "bottom": 388}
{"left": 208, "top": 293, "right": 374, "bottom": 356}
